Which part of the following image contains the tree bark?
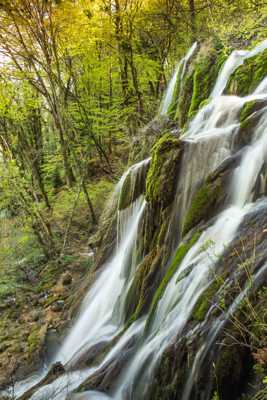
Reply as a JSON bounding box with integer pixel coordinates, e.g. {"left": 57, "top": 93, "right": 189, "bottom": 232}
{"left": 188, "top": 0, "right": 196, "bottom": 40}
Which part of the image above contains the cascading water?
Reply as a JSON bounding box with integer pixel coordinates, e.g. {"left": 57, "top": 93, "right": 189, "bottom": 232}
{"left": 111, "top": 108, "right": 267, "bottom": 396}
{"left": 57, "top": 198, "right": 146, "bottom": 367}
{"left": 7, "top": 39, "right": 267, "bottom": 400}
{"left": 3, "top": 161, "right": 148, "bottom": 400}
{"left": 211, "top": 39, "right": 267, "bottom": 98}
{"left": 56, "top": 161, "right": 148, "bottom": 367}
{"left": 159, "top": 42, "right": 197, "bottom": 116}
{"left": 81, "top": 39, "right": 267, "bottom": 400}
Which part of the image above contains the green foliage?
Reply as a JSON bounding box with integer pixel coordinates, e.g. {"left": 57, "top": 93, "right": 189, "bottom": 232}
{"left": 0, "top": 218, "right": 44, "bottom": 301}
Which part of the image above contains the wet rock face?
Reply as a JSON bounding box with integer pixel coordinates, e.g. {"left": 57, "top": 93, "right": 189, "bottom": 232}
{"left": 75, "top": 333, "right": 139, "bottom": 394}
{"left": 17, "top": 362, "right": 65, "bottom": 400}
{"left": 146, "top": 133, "right": 183, "bottom": 209}
{"left": 226, "top": 48, "right": 267, "bottom": 96}
{"left": 235, "top": 98, "right": 267, "bottom": 149}
{"left": 129, "top": 116, "right": 178, "bottom": 164}
{"left": 124, "top": 246, "right": 164, "bottom": 323}
{"left": 182, "top": 152, "right": 242, "bottom": 236}
{"left": 150, "top": 201, "right": 267, "bottom": 400}
{"left": 118, "top": 159, "right": 150, "bottom": 211}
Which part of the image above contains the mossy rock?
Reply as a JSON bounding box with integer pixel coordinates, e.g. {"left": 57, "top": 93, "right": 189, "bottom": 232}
{"left": 240, "top": 100, "right": 258, "bottom": 124}
{"left": 27, "top": 328, "right": 42, "bottom": 355}
{"left": 174, "top": 69, "right": 194, "bottom": 128}
{"left": 146, "top": 231, "right": 201, "bottom": 330}
{"left": 173, "top": 42, "right": 227, "bottom": 128}
{"left": 118, "top": 173, "right": 132, "bottom": 210}
{"left": 146, "top": 133, "right": 182, "bottom": 209}
{"left": 187, "top": 49, "right": 226, "bottom": 120}
{"left": 214, "top": 335, "right": 253, "bottom": 400}
{"left": 192, "top": 277, "right": 224, "bottom": 322}
{"left": 26, "top": 324, "right": 47, "bottom": 360}
{"left": 182, "top": 178, "right": 222, "bottom": 236}
{"left": 125, "top": 246, "right": 163, "bottom": 323}
{"left": 118, "top": 159, "right": 149, "bottom": 211}
{"left": 235, "top": 98, "right": 267, "bottom": 148}
{"left": 226, "top": 48, "right": 267, "bottom": 96}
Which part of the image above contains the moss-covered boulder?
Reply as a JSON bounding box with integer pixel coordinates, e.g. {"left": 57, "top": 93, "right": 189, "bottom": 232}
{"left": 226, "top": 48, "right": 267, "bottom": 96}
{"left": 146, "top": 231, "right": 201, "bottom": 330}
{"left": 182, "top": 179, "right": 222, "bottom": 236}
{"left": 118, "top": 159, "right": 149, "bottom": 211}
{"left": 170, "top": 41, "right": 227, "bottom": 129}
{"left": 182, "top": 151, "right": 242, "bottom": 237}
{"left": 235, "top": 98, "right": 267, "bottom": 148}
{"left": 187, "top": 46, "right": 227, "bottom": 120}
{"left": 124, "top": 246, "right": 164, "bottom": 323}
{"left": 146, "top": 133, "right": 182, "bottom": 209}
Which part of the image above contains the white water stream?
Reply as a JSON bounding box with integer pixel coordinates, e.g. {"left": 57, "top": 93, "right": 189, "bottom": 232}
{"left": 211, "top": 39, "right": 267, "bottom": 98}
{"left": 159, "top": 42, "right": 197, "bottom": 116}
{"left": 56, "top": 189, "right": 146, "bottom": 366}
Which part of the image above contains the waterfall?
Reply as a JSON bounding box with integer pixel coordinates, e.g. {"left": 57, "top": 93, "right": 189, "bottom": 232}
{"left": 28, "top": 320, "right": 145, "bottom": 400}
{"left": 159, "top": 42, "right": 197, "bottom": 116}
{"left": 211, "top": 39, "right": 267, "bottom": 98}
{"left": 231, "top": 110, "right": 267, "bottom": 207}
{"left": 112, "top": 207, "right": 246, "bottom": 399}
{"left": 104, "top": 39, "right": 267, "bottom": 399}
{"left": 6, "top": 39, "right": 267, "bottom": 400}
{"left": 56, "top": 173, "right": 147, "bottom": 367}
{"left": 3, "top": 161, "right": 147, "bottom": 400}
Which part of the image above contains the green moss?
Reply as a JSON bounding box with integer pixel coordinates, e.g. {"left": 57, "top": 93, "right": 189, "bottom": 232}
{"left": 167, "top": 69, "right": 182, "bottom": 119}
{"left": 27, "top": 327, "right": 41, "bottom": 355}
{"left": 240, "top": 100, "right": 257, "bottom": 124}
{"left": 236, "top": 99, "right": 267, "bottom": 147}
{"left": 118, "top": 172, "right": 132, "bottom": 210}
{"left": 192, "top": 278, "right": 223, "bottom": 321}
{"left": 146, "top": 231, "right": 201, "bottom": 330}
{"left": 188, "top": 54, "right": 215, "bottom": 119}
{"left": 125, "top": 247, "right": 162, "bottom": 324}
{"left": 182, "top": 179, "right": 222, "bottom": 236}
{"left": 227, "top": 49, "right": 267, "bottom": 96}
{"left": 146, "top": 133, "right": 181, "bottom": 208}
{"left": 173, "top": 46, "right": 227, "bottom": 128}
{"left": 175, "top": 72, "right": 194, "bottom": 128}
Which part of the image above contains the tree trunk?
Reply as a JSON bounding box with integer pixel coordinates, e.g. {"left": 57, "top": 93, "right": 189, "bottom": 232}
{"left": 53, "top": 110, "right": 75, "bottom": 187}
{"left": 129, "top": 45, "right": 144, "bottom": 115}
{"left": 188, "top": 0, "right": 196, "bottom": 40}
